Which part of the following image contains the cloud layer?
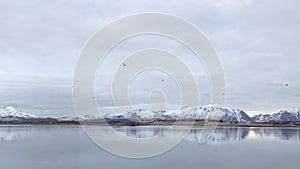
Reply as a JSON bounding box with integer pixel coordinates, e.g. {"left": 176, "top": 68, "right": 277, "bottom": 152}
{"left": 0, "top": 0, "right": 300, "bottom": 116}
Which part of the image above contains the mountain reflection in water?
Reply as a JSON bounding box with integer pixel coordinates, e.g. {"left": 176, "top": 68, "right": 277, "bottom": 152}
{"left": 1, "top": 125, "right": 300, "bottom": 143}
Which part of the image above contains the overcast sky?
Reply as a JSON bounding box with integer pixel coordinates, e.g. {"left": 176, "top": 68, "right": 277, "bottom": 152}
{"left": 0, "top": 0, "right": 299, "bottom": 117}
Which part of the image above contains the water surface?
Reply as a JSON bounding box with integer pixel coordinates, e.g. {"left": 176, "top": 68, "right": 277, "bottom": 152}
{"left": 1, "top": 125, "right": 300, "bottom": 169}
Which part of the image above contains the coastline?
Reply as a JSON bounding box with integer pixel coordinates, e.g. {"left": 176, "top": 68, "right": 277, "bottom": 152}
{"left": 1, "top": 120, "right": 300, "bottom": 128}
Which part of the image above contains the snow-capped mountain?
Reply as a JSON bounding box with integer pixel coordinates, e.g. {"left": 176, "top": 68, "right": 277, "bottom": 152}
{"left": 0, "top": 106, "right": 39, "bottom": 121}
{"left": 175, "top": 104, "right": 252, "bottom": 122}
{"left": 252, "top": 108, "right": 300, "bottom": 123}
{"left": 3, "top": 105, "right": 300, "bottom": 123}
{"left": 102, "top": 104, "right": 253, "bottom": 123}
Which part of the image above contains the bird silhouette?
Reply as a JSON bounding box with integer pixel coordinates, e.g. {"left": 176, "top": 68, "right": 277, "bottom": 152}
{"left": 280, "top": 83, "right": 289, "bottom": 87}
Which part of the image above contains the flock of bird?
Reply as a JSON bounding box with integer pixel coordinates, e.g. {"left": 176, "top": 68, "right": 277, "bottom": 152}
{"left": 122, "top": 62, "right": 290, "bottom": 95}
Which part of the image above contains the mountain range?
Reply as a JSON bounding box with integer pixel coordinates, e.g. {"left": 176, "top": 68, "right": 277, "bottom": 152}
{"left": 1, "top": 105, "right": 300, "bottom": 123}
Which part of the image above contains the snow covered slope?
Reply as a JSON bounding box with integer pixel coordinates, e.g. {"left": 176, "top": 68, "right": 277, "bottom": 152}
{"left": 252, "top": 109, "right": 300, "bottom": 123}
{"left": 0, "top": 106, "right": 38, "bottom": 121}
{"left": 174, "top": 104, "right": 252, "bottom": 122}
{"left": 102, "top": 104, "right": 253, "bottom": 123}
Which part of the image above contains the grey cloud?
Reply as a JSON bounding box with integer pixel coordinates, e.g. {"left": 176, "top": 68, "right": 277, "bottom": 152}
{"left": 0, "top": 0, "right": 299, "bottom": 116}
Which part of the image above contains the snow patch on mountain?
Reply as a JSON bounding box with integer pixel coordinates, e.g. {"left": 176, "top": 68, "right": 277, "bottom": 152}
{"left": 0, "top": 106, "right": 38, "bottom": 121}
{"left": 101, "top": 104, "right": 253, "bottom": 123}
{"left": 252, "top": 108, "right": 300, "bottom": 122}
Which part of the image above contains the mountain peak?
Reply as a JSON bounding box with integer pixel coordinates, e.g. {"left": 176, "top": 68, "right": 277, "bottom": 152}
{"left": 0, "top": 106, "right": 38, "bottom": 121}
{"left": 5, "top": 106, "right": 17, "bottom": 112}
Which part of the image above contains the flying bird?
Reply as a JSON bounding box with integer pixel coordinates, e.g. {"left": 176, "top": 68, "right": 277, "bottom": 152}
{"left": 280, "top": 83, "right": 289, "bottom": 87}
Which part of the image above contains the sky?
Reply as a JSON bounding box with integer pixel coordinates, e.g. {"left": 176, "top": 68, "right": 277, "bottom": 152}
{"left": 0, "top": 0, "right": 300, "bottom": 117}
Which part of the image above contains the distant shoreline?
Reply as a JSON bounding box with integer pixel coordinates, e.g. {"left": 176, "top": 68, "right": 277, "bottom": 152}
{"left": 1, "top": 120, "right": 300, "bottom": 127}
